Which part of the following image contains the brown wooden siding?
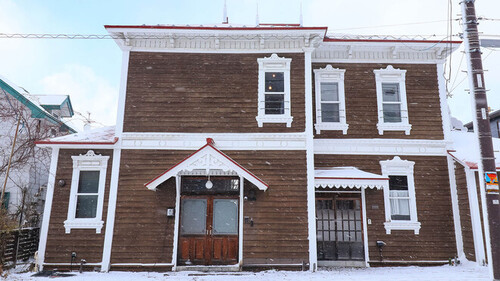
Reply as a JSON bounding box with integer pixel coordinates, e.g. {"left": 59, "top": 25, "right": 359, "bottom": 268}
{"left": 110, "top": 149, "right": 309, "bottom": 266}
{"left": 44, "top": 149, "right": 113, "bottom": 264}
{"left": 123, "top": 52, "right": 305, "bottom": 133}
{"left": 454, "top": 163, "right": 475, "bottom": 261}
{"left": 475, "top": 171, "right": 488, "bottom": 264}
{"left": 312, "top": 63, "right": 444, "bottom": 140}
{"left": 315, "top": 155, "right": 456, "bottom": 261}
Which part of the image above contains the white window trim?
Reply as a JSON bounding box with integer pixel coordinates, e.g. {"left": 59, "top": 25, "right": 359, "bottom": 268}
{"left": 256, "top": 53, "right": 293, "bottom": 127}
{"left": 374, "top": 65, "right": 411, "bottom": 135}
{"left": 64, "top": 150, "right": 109, "bottom": 234}
{"left": 380, "top": 156, "right": 420, "bottom": 234}
{"left": 313, "top": 65, "right": 348, "bottom": 134}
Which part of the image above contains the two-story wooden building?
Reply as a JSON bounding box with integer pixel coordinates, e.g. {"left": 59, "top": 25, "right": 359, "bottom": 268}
{"left": 36, "top": 23, "right": 462, "bottom": 272}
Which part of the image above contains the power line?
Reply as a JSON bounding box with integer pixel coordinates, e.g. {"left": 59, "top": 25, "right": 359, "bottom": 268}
{"left": 329, "top": 19, "right": 458, "bottom": 31}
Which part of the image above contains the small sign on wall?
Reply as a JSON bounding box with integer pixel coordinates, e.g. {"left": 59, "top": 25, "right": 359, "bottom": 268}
{"left": 485, "top": 172, "right": 499, "bottom": 194}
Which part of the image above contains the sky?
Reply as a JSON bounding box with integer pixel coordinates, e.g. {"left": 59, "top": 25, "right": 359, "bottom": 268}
{"left": 0, "top": 0, "right": 499, "bottom": 132}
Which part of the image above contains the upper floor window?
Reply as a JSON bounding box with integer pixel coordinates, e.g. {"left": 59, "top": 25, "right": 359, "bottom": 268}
{"left": 374, "top": 65, "right": 411, "bottom": 135}
{"left": 64, "top": 150, "right": 109, "bottom": 234}
{"left": 314, "top": 65, "right": 348, "bottom": 134}
{"left": 380, "top": 156, "right": 420, "bottom": 234}
{"left": 256, "top": 54, "right": 292, "bottom": 127}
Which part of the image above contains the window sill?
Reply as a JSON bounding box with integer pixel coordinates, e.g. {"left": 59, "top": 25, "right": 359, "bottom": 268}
{"left": 384, "top": 221, "right": 421, "bottom": 234}
{"left": 315, "top": 123, "right": 349, "bottom": 134}
{"left": 377, "top": 123, "right": 412, "bottom": 135}
{"left": 256, "top": 115, "right": 293, "bottom": 127}
{"left": 64, "top": 219, "right": 104, "bottom": 234}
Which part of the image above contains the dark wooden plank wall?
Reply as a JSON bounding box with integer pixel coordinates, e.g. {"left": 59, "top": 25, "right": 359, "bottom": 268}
{"left": 312, "top": 63, "right": 444, "bottom": 140}
{"left": 110, "top": 149, "right": 309, "bottom": 266}
{"left": 231, "top": 151, "right": 309, "bottom": 265}
{"left": 315, "top": 155, "right": 456, "bottom": 261}
{"left": 454, "top": 163, "right": 475, "bottom": 261}
{"left": 44, "top": 149, "right": 113, "bottom": 265}
{"left": 474, "top": 172, "right": 488, "bottom": 263}
{"left": 111, "top": 150, "right": 308, "bottom": 263}
{"left": 124, "top": 52, "right": 305, "bottom": 133}
{"left": 110, "top": 150, "right": 181, "bottom": 265}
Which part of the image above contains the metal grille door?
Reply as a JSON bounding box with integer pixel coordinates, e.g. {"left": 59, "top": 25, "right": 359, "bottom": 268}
{"left": 316, "top": 196, "right": 364, "bottom": 261}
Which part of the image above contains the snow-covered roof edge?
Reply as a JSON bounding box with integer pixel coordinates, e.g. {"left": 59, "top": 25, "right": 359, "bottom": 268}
{"left": 0, "top": 75, "right": 76, "bottom": 133}
{"left": 35, "top": 126, "right": 117, "bottom": 146}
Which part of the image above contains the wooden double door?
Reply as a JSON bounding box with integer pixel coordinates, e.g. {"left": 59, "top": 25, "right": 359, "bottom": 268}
{"left": 178, "top": 195, "right": 239, "bottom": 265}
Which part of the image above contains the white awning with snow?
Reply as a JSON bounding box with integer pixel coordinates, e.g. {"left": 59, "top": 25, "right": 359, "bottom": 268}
{"left": 315, "top": 167, "right": 389, "bottom": 190}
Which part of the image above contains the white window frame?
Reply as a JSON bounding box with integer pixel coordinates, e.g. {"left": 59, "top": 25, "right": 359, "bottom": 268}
{"left": 380, "top": 156, "right": 420, "bottom": 234}
{"left": 256, "top": 53, "right": 293, "bottom": 127}
{"left": 374, "top": 65, "right": 411, "bottom": 135}
{"left": 64, "top": 150, "right": 109, "bottom": 234}
{"left": 313, "top": 65, "right": 348, "bottom": 134}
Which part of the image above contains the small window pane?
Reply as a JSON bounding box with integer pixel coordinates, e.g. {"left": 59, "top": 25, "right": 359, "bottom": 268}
{"left": 78, "top": 171, "right": 100, "bottom": 193}
{"left": 75, "top": 195, "right": 98, "bottom": 218}
{"left": 382, "top": 83, "right": 401, "bottom": 102}
{"left": 321, "top": 103, "right": 340, "bottom": 122}
{"left": 390, "top": 198, "right": 411, "bottom": 220}
{"left": 383, "top": 104, "right": 402, "bottom": 123}
{"left": 265, "top": 72, "right": 284, "bottom": 92}
{"left": 265, "top": 94, "right": 284, "bottom": 114}
{"left": 181, "top": 177, "right": 239, "bottom": 194}
{"left": 389, "top": 176, "right": 408, "bottom": 190}
{"left": 181, "top": 199, "right": 207, "bottom": 234}
{"left": 213, "top": 199, "right": 238, "bottom": 235}
{"left": 320, "top": 83, "right": 339, "bottom": 102}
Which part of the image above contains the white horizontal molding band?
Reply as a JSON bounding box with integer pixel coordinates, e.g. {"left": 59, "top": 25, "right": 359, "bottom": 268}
{"left": 121, "top": 132, "right": 307, "bottom": 150}
{"left": 314, "top": 139, "right": 450, "bottom": 156}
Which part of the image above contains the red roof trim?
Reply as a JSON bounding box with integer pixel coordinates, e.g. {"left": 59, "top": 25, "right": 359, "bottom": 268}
{"left": 35, "top": 137, "right": 119, "bottom": 145}
{"left": 323, "top": 38, "right": 462, "bottom": 44}
{"left": 315, "top": 177, "right": 389, "bottom": 181}
{"left": 144, "top": 143, "right": 269, "bottom": 188}
{"left": 105, "top": 25, "right": 328, "bottom": 31}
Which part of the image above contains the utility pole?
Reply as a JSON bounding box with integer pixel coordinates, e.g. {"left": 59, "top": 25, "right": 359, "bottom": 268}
{"left": 461, "top": 1, "right": 500, "bottom": 279}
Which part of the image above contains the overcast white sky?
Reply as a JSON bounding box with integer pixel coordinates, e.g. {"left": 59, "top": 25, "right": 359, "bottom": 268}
{"left": 0, "top": 0, "right": 499, "bottom": 131}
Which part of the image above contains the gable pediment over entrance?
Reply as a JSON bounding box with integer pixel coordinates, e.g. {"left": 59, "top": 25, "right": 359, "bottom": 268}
{"left": 144, "top": 138, "right": 268, "bottom": 191}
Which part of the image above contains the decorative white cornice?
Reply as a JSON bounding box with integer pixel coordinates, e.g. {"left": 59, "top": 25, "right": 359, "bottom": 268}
{"left": 71, "top": 150, "right": 110, "bottom": 168}
{"left": 314, "top": 139, "right": 450, "bottom": 156}
{"left": 107, "top": 28, "right": 326, "bottom": 52}
{"left": 312, "top": 42, "right": 458, "bottom": 63}
{"left": 121, "top": 132, "right": 307, "bottom": 150}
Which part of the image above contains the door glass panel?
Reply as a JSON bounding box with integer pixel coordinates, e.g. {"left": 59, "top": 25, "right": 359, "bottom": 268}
{"left": 213, "top": 199, "right": 238, "bottom": 235}
{"left": 181, "top": 199, "right": 207, "bottom": 235}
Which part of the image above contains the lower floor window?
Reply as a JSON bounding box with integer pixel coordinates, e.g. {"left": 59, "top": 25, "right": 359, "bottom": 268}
{"left": 75, "top": 171, "right": 100, "bottom": 218}
{"left": 388, "top": 176, "right": 411, "bottom": 221}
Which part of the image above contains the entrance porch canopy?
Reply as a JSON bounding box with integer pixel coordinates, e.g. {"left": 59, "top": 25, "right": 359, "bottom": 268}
{"left": 315, "top": 167, "right": 389, "bottom": 190}
{"left": 145, "top": 139, "right": 269, "bottom": 191}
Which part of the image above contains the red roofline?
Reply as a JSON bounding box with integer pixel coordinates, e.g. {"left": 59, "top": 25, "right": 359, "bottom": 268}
{"left": 324, "top": 37, "right": 462, "bottom": 44}
{"left": 316, "top": 177, "right": 389, "bottom": 181}
{"left": 104, "top": 25, "right": 328, "bottom": 31}
{"left": 144, "top": 142, "right": 269, "bottom": 188}
{"left": 35, "top": 137, "right": 119, "bottom": 145}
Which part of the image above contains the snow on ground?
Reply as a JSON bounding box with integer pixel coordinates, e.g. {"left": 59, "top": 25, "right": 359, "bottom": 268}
{"left": 4, "top": 264, "right": 489, "bottom": 281}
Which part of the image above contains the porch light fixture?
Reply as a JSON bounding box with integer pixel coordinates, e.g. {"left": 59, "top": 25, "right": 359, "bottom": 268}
{"left": 205, "top": 173, "right": 213, "bottom": 189}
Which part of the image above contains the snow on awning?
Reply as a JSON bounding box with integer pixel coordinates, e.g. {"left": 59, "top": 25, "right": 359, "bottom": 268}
{"left": 315, "top": 167, "right": 388, "bottom": 190}
{"left": 145, "top": 138, "right": 268, "bottom": 191}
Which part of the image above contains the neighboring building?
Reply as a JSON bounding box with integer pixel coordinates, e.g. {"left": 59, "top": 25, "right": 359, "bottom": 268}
{"left": 464, "top": 109, "right": 500, "bottom": 138}
{"left": 448, "top": 123, "right": 500, "bottom": 265}
{"left": 0, "top": 75, "right": 75, "bottom": 226}
{"left": 36, "top": 22, "right": 464, "bottom": 272}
